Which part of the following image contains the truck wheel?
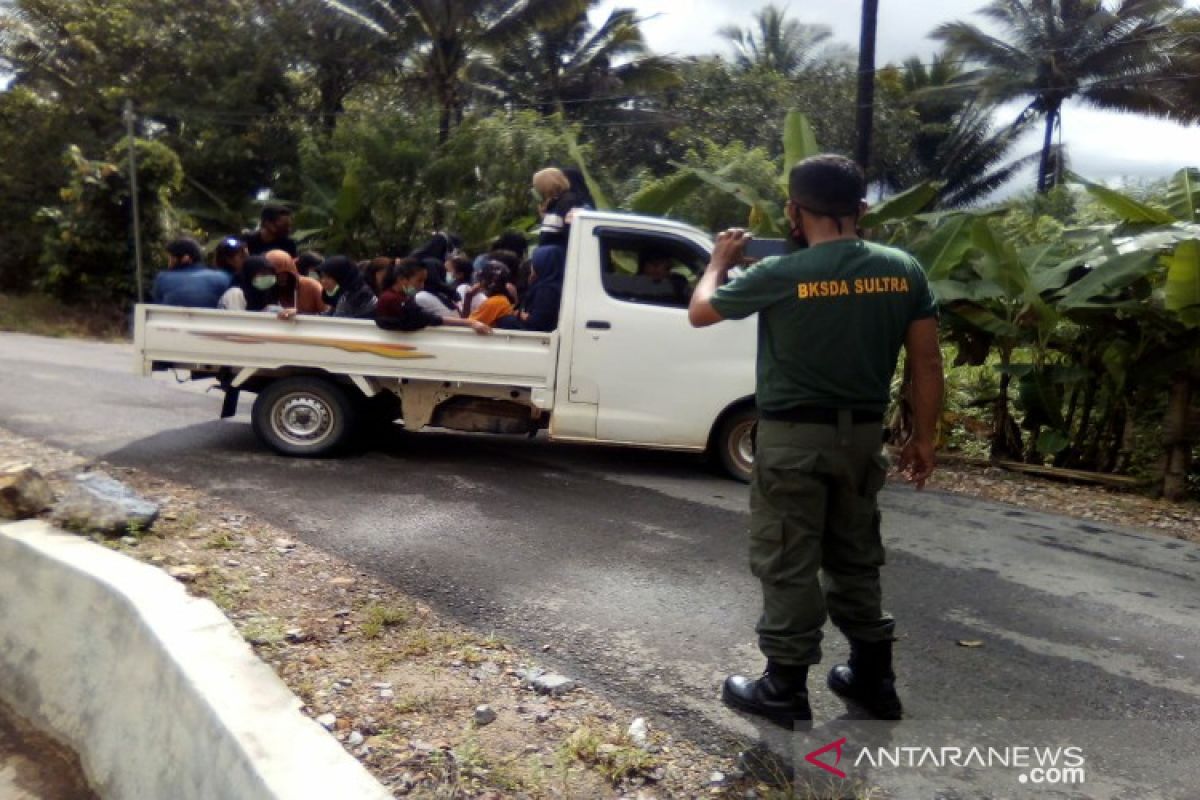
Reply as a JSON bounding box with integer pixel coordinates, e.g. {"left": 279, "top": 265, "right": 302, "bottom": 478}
{"left": 714, "top": 406, "right": 757, "bottom": 483}
{"left": 251, "top": 377, "right": 356, "bottom": 457}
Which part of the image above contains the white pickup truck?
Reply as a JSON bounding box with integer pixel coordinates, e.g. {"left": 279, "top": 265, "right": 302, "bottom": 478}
{"left": 134, "top": 210, "right": 759, "bottom": 480}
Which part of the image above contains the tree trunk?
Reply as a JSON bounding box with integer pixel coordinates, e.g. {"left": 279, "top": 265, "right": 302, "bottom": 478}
{"left": 1068, "top": 377, "right": 1098, "bottom": 467}
{"left": 1161, "top": 372, "right": 1194, "bottom": 501}
{"left": 1114, "top": 396, "right": 1137, "bottom": 474}
{"left": 1036, "top": 107, "right": 1058, "bottom": 194}
{"left": 854, "top": 0, "right": 879, "bottom": 171}
{"left": 991, "top": 345, "right": 1022, "bottom": 460}
{"left": 1055, "top": 383, "right": 1081, "bottom": 467}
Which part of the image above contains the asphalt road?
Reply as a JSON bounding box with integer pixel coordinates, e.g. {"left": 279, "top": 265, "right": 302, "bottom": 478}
{"left": 2, "top": 332, "right": 1198, "bottom": 796}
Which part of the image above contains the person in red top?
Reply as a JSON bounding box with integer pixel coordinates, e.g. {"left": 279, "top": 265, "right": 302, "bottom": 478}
{"left": 376, "top": 260, "right": 490, "bottom": 335}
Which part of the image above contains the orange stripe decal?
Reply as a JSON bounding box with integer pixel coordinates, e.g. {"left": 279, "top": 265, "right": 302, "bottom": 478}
{"left": 190, "top": 331, "right": 435, "bottom": 360}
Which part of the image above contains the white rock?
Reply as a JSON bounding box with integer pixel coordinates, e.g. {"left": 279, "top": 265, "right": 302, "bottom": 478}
{"left": 316, "top": 713, "right": 337, "bottom": 730}
{"left": 531, "top": 673, "right": 575, "bottom": 696}
{"left": 628, "top": 717, "right": 649, "bottom": 748}
{"left": 166, "top": 565, "right": 205, "bottom": 583}
{"left": 348, "top": 731, "right": 365, "bottom": 746}
{"left": 380, "top": 689, "right": 394, "bottom": 699}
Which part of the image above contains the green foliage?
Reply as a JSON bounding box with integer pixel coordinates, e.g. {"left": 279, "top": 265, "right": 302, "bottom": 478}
{"left": 295, "top": 110, "right": 579, "bottom": 254}
{"left": 0, "top": 87, "right": 85, "bottom": 292}
{"left": 628, "top": 139, "right": 780, "bottom": 232}
{"left": 38, "top": 139, "right": 183, "bottom": 305}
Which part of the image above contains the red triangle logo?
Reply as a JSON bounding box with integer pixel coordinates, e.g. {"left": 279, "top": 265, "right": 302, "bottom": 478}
{"left": 804, "top": 737, "right": 848, "bottom": 779}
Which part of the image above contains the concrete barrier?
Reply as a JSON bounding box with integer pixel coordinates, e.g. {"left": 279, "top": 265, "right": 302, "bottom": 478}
{"left": 0, "top": 520, "right": 391, "bottom": 800}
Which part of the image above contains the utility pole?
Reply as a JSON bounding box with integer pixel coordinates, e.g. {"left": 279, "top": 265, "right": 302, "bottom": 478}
{"left": 124, "top": 99, "right": 145, "bottom": 303}
{"left": 855, "top": 0, "right": 880, "bottom": 172}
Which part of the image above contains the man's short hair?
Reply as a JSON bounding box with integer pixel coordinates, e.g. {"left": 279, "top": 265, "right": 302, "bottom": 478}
{"left": 788, "top": 155, "right": 866, "bottom": 218}
{"left": 166, "top": 238, "right": 204, "bottom": 265}
{"left": 638, "top": 247, "right": 674, "bottom": 272}
{"left": 260, "top": 204, "right": 292, "bottom": 225}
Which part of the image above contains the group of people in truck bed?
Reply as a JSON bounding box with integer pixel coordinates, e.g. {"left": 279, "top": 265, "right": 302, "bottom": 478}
{"left": 150, "top": 166, "right": 593, "bottom": 337}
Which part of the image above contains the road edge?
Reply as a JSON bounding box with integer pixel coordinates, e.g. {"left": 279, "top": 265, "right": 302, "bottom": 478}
{"left": 0, "top": 519, "right": 391, "bottom": 800}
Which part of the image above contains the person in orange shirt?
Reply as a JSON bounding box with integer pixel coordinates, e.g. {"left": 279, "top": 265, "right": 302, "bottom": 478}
{"left": 468, "top": 261, "right": 515, "bottom": 326}
{"left": 267, "top": 249, "right": 327, "bottom": 319}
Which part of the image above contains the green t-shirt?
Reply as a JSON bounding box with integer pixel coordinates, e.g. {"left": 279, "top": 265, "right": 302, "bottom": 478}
{"left": 710, "top": 239, "right": 936, "bottom": 414}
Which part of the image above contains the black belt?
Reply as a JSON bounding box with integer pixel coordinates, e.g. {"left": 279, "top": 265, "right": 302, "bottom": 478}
{"left": 760, "top": 406, "right": 884, "bottom": 425}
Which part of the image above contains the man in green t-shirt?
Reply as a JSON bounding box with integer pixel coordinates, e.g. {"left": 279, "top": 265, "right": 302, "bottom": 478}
{"left": 689, "top": 154, "right": 944, "bottom": 726}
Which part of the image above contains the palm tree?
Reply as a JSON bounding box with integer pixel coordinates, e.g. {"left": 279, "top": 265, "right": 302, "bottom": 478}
{"left": 882, "top": 54, "right": 1040, "bottom": 207}
{"left": 321, "top": 0, "right": 589, "bottom": 143}
{"left": 471, "top": 7, "right": 677, "bottom": 115}
{"left": 718, "top": 3, "right": 852, "bottom": 76}
{"left": 855, "top": 0, "right": 879, "bottom": 169}
{"left": 933, "top": 0, "right": 1190, "bottom": 194}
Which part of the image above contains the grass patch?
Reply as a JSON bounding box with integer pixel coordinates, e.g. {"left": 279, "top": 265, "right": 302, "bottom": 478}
{"left": 204, "top": 531, "right": 238, "bottom": 550}
{"left": 360, "top": 603, "right": 410, "bottom": 639}
{"left": 0, "top": 292, "right": 126, "bottom": 341}
{"left": 560, "top": 721, "right": 658, "bottom": 785}
{"left": 242, "top": 616, "right": 287, "bottom": 647}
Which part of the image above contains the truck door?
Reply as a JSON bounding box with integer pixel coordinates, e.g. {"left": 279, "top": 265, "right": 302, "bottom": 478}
{"left": 566, "top": 227, "right": 756, "bottom": 449}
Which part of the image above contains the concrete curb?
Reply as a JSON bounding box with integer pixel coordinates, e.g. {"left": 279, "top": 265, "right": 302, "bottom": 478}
{"left": 0, "top": 520, "right": 391, "bottom": 800}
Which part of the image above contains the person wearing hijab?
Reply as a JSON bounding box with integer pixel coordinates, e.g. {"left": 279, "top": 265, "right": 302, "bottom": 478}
{"left": 496, "top": 245, "right": 565, "bottom": 332}
{"left": 268, "top": 249, "right": 327, "bottom": 319}
{"left": 532, "top": 167, "right": 584, "bottom": 248}
{"left": 218, "top": 255, "right": 280, "bottom": 312}
{"left": 318, "top": 256, "right": 378, "bottom": 319}
{"left": 467, "top": 261, "right": 514, "bottom": 326}
{"left": 414, "top": 257, "right": 460, "bottom": 315}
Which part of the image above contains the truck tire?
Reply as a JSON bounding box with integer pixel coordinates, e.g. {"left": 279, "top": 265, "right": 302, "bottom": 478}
{"left": 714, "top": 406, "right": 757, "bottom": 483}
{"left": 251, "top": 377, "right": 357, "bottom": 458}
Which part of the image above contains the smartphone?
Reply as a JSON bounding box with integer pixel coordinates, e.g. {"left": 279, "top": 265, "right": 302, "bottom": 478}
{"left": 742, "top": 237, "right": 799, "bottom": 260}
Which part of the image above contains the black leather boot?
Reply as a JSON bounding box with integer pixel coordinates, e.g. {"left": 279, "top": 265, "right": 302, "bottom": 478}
{"left": 827, "top": 639, "right": 903, "bottom": 720}
{"left": 721, "top": 661, "right": 812, "bottom": 728}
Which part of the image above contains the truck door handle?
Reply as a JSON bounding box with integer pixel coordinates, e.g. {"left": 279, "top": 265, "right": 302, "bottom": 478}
{"left": 586, "top": 320, "right": 612, "bottom": 330}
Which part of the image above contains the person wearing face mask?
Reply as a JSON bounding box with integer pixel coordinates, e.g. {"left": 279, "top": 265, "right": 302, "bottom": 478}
{"left": 689, "top": 155, "right": 944, "bottom": 728}
{"left": 318, "top": 256, "right": 378, "bottom": 319}
{"left": 218, "top": 255, "right": 280, "bottom": 311}
{"left": 268, "top": 249, "right": 327, "bottom": 319}
{"left": 375, "top": 259, "right": 490, "bottom": 335}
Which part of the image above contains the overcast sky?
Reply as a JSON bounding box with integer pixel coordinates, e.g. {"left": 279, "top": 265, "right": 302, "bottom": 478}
{"left": 593, "top": 0, "right": 1200, "bottom": 186}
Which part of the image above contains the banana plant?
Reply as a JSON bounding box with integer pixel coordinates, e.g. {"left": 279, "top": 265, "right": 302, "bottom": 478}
{"left": 629, "top": 111, "right": 940, "bottom": 236}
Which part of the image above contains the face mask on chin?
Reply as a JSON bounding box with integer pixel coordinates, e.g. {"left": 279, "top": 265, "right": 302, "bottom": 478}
{"left": 326, "top": 284, "right": 341, "bottom": 297}
{"left": 402, "top": 285, "right": 417, "bottom": 298}
{"left": 252, "top": 276, "right": 277, "bottom": 291}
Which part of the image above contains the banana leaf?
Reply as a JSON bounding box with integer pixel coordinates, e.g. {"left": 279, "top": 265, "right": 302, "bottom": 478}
{"left": 1068, "top": 172, "right": 1175, "bottom": 225}
{"left": 915, "top": 213, "right": 975, "bottom": 281}
{"left": 782, "top": 111, "right": 819, "bottom": 184}
{"left": 929, "top": 278, "right": 1008, "bottom": 303}
{"left": 628, "top": 169, "right": 703, "bottom": 216}
{"left": 860, "top": 182, "right": 938, "bottom": 228}
{"left": 971, "top": 218, "right": 1028, "bottom": 298}
{"left": 567, "top": 133, "right": 612, "bottom": 211}
{"left": 1057, "top": 248, "right": 1160, "bottom": 308}
{"left": 948, "top": 304, "right": 1020, "bottom": 339}
{"left": 1166, "top": 168, "right": 1200, "bottom": 224}
{"left": 1163, "top": 238, "right": 1200, "bottom": 327}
